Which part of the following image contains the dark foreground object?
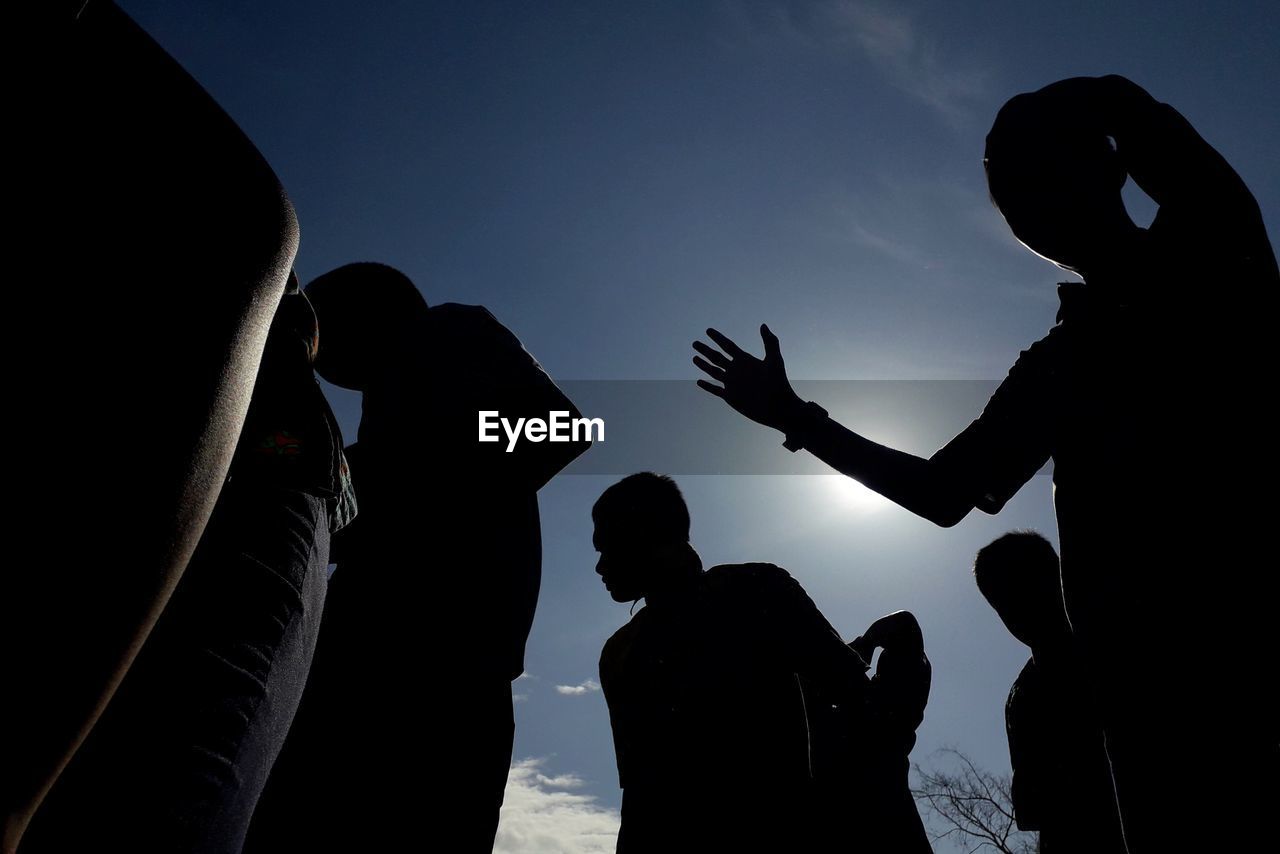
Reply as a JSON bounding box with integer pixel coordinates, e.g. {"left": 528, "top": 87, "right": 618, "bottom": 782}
{"left": 9, "top": 2, "right": 297, "bottom": 845}
{"left": 21, "top": 487, "right": 330, "bottom": 854}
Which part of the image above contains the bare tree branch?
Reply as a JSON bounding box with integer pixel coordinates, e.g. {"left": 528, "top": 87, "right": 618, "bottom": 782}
{"left": 911, "top": 748, "right": 1038, "bottom": 854}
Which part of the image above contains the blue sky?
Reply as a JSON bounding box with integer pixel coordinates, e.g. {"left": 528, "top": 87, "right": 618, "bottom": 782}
{"left": 121, "top": 1, "right": 1278, "bottom": 849}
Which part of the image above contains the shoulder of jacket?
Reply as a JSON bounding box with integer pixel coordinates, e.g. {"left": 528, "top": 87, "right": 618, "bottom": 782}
{"left": 704, "top": 562, "right": 797, "bottom": 592}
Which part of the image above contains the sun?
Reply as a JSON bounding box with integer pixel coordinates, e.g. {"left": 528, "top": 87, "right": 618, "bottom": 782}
{"left": 822, "top": 475, "right": 892, "bottom": 512}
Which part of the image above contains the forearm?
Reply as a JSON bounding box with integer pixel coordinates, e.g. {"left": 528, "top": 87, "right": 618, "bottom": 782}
{"left": 1091, "top": 76, "right": 1256, "bottom": 212}
{"left": 857, "top": 612, "right": 930, "bottom": 732}
{"left": 860, "top": 611, "right": 925, "bottom": 656}
{"left": 794, "top": 414, "right": 974, "bottom": 526}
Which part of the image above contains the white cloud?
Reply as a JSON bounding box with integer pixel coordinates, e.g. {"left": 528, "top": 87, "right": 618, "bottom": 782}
{"left": 534, "top": 772, "right": 586, "bottom": 790}
{"left": 494, "top": 758, "right": 620, "bottom": 854}
{"left": 555, "top": 679, "right": 601, "bottom": 696}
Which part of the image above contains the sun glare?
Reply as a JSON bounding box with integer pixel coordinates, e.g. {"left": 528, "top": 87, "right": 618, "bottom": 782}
{"left": 821, "top": 475, "right": 892, "bottom": 513}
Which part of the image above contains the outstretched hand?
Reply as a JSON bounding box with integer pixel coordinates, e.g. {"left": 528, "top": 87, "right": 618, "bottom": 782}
{"left": 693, "top": 325, "right": 804, "bottom": 433}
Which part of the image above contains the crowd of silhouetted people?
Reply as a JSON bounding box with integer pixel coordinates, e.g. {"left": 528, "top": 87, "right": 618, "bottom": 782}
{"left": 7, "top": 4, "right": 1275, "bottom": 853}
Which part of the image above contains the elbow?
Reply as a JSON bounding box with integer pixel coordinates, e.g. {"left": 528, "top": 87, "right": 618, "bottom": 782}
{"left": 924, "top": 502, "right": 971, "bottom": 528}
{"left": 913, "top": 463, "right": 977, "bottom": 527}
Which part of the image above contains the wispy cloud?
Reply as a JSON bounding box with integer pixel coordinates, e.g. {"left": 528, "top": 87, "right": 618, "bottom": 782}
{"left": 555, "top": 679, "right": 601, "bottom": 696}
{"left": 719, "top": 1, "right": 987, "bottom": 125}
{"left": 494, "top": 758, "right": 620, "bottom": 854}
{"left": 849, "top": 222, "right": 934, "bottom": 268}
{"left": 821, "top": 1, "right": 986, "bottom": 123}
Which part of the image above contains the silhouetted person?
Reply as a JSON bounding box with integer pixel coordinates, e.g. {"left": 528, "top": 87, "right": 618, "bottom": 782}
{"left": 245, "top": 263, "right": 589, "bottom": 853}
{"left": 693, "top": 75, "right": 1277, "bottom": 852}
{"left": 847, "top": 611, "right": 933, "bottom": 853}
{"left": 9, "top": 5, "right": 300, "bottom": 849}
{"left": 975, "top": 532, "right": 1123, "bottom": 854}
{"left": 19, "top": 282, "right": 354, "bottom": 854}
{"left": 807, "top": 610, "right": 933, "bottom": 852}
{"left": 594, "top": 472, "right": 915, "bottom": 853}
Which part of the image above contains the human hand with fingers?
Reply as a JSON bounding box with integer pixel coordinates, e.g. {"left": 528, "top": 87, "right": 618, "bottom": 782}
{"left": 692, "top": 325, "right": 805, "bottom": 434}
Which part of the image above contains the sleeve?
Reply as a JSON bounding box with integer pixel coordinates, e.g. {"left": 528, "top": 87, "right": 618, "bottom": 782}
{"left": 434, "top": 303, "right": 592, "bottom": 490}
{"left": 928, "top": 333, "right": 1058, "bottom": 515}
{"left": 756, "top": 566, "right": 871, "bottom": 693}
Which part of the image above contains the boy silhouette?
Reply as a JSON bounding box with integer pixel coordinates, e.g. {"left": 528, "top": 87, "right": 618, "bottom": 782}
{"left": 595, "top": 473, "right": 929, "bottom": 852}
{"left": 975, "top": 532, "right": 1123, "bottom": 854}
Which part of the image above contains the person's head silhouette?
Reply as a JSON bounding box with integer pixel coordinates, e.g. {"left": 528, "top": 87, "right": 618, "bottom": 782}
{"left": 985, "top": 80, "right": 1139, "bottom": 276}
{"left": 974, "top": 531, "right": 1070, "bottom": 651}
{"left": 303, "top": 262, "right": 429, "bottom": 391}
{"left": 592, "top": 472, "right": 700, "bottom": 603}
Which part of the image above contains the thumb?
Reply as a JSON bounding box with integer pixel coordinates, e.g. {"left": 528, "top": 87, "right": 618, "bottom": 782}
{"left": 760, "top": 324, "right": 782, "bottom": 361}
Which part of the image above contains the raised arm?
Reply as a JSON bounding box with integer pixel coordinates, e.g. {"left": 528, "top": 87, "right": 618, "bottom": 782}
{"left": 1091, "top": 75, "right": 1258, "bottom": 216}
{"left": 761, "top": 566, "right": 872, "bottom": 695}
{"left": 693, "top": 326, "right": 999, "bottom": 527}
{"left": 1031, "top": 75, "right": 1274, "bottom": 270}
{"left": 782, "top": 415, "right": 976, "bottom": 527}
{"left": 850, "top": 610, "right": 925, "bottom": 661}
{"left": 851, "top": 611, "right": 931, "bottom": 736}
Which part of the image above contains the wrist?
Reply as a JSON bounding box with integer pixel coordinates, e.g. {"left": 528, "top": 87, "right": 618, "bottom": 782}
{"left": 775, "top": 394, "right": 808, "bottom": 434}
{"left": 782, "top": 400, "right": 828, "bottom": 452}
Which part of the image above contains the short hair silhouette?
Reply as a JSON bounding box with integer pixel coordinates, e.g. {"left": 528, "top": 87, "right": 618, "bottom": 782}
{"left": 974, "top": 531, "right": 1065, "bottom": 649}
{"left": 303, "top": 262, "right": 428, "bottom": 391}
{"left": 979, "top": 530, "right": 1126, "bottom": 852}
{"left": 592, "top": 472, "right": 690, "bottom": 543}
{"left": 974, "top": 530, "right": 1058, "bottom": 596}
